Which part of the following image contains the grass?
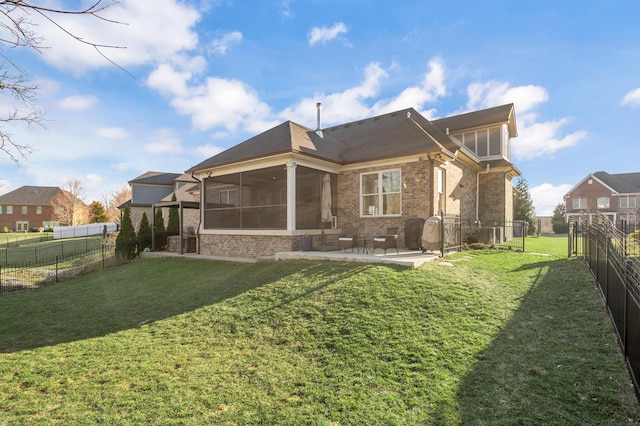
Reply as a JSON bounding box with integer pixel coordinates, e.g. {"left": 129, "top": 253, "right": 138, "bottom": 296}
{"left": 0, "top": 236, "right": 638, "bottom": 424}
{"left": 0, "top": 235, "right": 105, "bottom": 267}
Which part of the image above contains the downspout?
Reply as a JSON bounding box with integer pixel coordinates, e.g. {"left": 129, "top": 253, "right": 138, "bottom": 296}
{"left": 476, "top": 164, "right": 490, "bottom": 225}
{"left": 191, "top": 171, "right": 202, "bottom": 255}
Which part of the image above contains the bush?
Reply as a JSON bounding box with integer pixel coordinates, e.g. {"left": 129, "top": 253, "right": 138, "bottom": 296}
{"left": 115, "top": 207, "right": 137, "bottom": 261}
{"left": 137, "top": 212, "right": 152, "bottom": 253}
{"left": 630, "top": 230, "right": 640, "bottom": 241}
{"left": 552, "top": 221, "right": 569, "bottom": 234}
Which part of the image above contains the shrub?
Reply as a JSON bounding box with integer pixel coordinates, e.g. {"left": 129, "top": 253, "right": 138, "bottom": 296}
{"left": 115, "top": 207, "right": 137, "bottom": 261}
{"left": 552, "top": 221, "right": 569, "bottom": 234}
{"left": 137, "top": 212, "right": 152, "bottom": 253}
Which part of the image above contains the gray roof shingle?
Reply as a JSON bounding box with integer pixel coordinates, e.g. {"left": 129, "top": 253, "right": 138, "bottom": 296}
{"left": 188, "top": 105, "right": 517, "bottom": 173}
{"left": 593, "top": 171, "right": 640, "bottom": 193}
{"left": 0, "top": 186, "right": 66, "bottom": 205}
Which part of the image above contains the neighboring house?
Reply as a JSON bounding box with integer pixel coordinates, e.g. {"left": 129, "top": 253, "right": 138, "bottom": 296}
{"left": 185, "top": 103, "right": 521, "bottom": 259}
{"left": 564, "top": 171, "right": 640, "bottom": 230}
{"left": 122, "top": 171, "right": 199, "bottom": 231}
{"left": 0, "top": 185, "right": 88, "bottom": 232}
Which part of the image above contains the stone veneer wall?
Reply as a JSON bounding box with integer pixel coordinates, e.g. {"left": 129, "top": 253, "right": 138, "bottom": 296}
{"left": 199, "top": 233, "right": 311, "bottom": 259}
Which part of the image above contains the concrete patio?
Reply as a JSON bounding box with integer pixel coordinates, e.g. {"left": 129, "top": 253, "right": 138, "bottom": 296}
{"left": 142, "top": 247, "right": 441, "bottom": 269}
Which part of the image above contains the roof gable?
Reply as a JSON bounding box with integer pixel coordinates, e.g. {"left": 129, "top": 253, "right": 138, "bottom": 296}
{"left": 432, "top": 104, "right": 517, "bottom": 137}
{"left": 593, "top": 171, "right": 640, "bottom": 194}
{"left": 129, "top": 171, "right": 182, "bottom": 186}
{"left": 189, "top": 104, "right": 519, "bottom": 173}
{"left": 0, "top": 186, "right": 65, "bottom": 205}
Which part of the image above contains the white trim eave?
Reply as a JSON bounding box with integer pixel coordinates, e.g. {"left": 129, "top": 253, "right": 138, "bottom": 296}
{"left": 193, "top": 153, "right": 341, "bottom": 178}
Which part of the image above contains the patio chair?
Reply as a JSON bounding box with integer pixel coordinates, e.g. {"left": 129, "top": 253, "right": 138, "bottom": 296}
{"left": 373, "top": 227, "right": 399, "bottom": 255}
{"left": 338, "top": 227, "right": 359, "bottom": 252}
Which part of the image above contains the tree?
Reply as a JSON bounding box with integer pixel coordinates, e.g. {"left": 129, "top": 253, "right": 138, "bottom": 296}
{"left": 137, "top": 211, "right": 151, "bottom": 252}
{"left": 52, "top": 178, "right": 86, "bottom": 226}
{"left": 0, "top": 1, "right": 125, "bottom": 162}
{"left": 154, "top": 208, "right": 167, "bottom": 250}
{"left": 88, "top": 201, "right": 108, "bottom": 223}
{"left": 115, "top": 206, "right": 136, "bottom": 260}
{"left": 514, "top": 177, "right": 537, "bottom": 235}
{"left": 102, "top": 186, "right": 132, "bottom": 223}
{"left": 166, "top": 193, "right": 180, "bottom": 236}
{"left": 552, "top": 202, "right": 569, "bottom": 234}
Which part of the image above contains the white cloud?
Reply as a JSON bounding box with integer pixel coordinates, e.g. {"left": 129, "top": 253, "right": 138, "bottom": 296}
{"left": 209, "top": 31, "right": 242, "bottom": 55}
{"left": 144, "top": 129, "right": 183, "bottom": 154}
{"left": 96, "top": 127, "right": 129, "bottom": 139}
{"left": 308, "top": 22, "right": 349, "bottom": 46}
{"left": 466, "top": 81, "right": 548, "bottom": 114}
{"left": 622, "top": 88, "right": 640, "bottom": 107}
{"left": 530, "top": 183, "right": 573, "bottom": 216}
{"left": 465, "top": 80, "right": 587, "bottom": 160}
{"left": 195, "top": 143, "right": 224, "bottom": 158}
{"left": 281, "top": 0, "right": 295, "bottom": 18}
{"left": 0, "top": 179, "right": 11, "bottom": 194}
{"left": 372, "top": 58, "right": 446, "bottom": 115}
{"left": 33, "top": 0, "right": 201, "bottom": 73}
{"left": 57, "top": 95, "right": 98, "bottom": 111}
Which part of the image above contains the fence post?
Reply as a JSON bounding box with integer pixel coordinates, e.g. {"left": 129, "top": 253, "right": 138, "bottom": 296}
{"left": 55, "top": 255, "right": 59, "bottom": 283}
{"left": 522, "top": 221, "right": 526, "bottom": 252}
{"left": 102, "top": 244, "right": 105, "bottom": 270}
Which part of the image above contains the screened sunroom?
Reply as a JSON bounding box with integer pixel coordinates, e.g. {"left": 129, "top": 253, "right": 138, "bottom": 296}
{"left": 202, "top": 164, "right": 336, "bottom": 231}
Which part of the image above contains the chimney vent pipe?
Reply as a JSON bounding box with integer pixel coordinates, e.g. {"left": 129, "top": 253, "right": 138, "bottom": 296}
{"left": 315, "top": 102, "right": 324, "bottom": 138}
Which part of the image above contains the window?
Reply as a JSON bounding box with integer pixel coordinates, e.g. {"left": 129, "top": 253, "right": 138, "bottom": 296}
{"left": 572, "top": 198, "right": 586, "bottom": 210}
{"left": 620, "top": 196, "right": 637, "bottom": 209}
{"left": 6, "top": 205, "right": 12, "bottom": 214}
{"left": 219, "top": 188, "right": 238, "bottom": 206}
{"left": 21, "top": 206, "right": 27, "bottom": 215}
{"left": 361, "top": 169, "right": 401, "bottom": 216}
{"left": 452, "top": 126, "right": 503, "bottom": 158}
{"left": 437, "top": 168, "right": 445, "bottom": 213}
{"left": 36, "top": 206, "right": 42, "bottom": 215}
{"left": 597, "top": 197, "right": 610, "bottom": 209}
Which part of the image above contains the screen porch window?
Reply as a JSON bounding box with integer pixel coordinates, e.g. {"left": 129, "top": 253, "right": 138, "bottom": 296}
{"left": 361, "top": 169, "right": 401, "bottom": 217}
{"left": 203, "top": 165, "right": 335, "bottom": 230}
{"left": 620, "top": 196, "right": 637, "bottom": 209}
{"left": 572, "top": 197, "right": 586, "bottom": 210}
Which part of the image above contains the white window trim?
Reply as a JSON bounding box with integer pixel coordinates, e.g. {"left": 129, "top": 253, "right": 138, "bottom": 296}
{"left": 572, "top": 197, "right": 586, "bottom": 210}
{"left": 360, "top": 169, "right": 402, "bottom": 217}
{"left": 620, "top": 196, "right": 637, "bottom": 209}
{"left": 597, "top": 197, "right": 610, "bottom": 209}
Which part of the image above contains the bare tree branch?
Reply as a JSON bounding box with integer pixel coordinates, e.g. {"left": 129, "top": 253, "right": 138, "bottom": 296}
{"left": 0, "top": 1, "right": 129, "bottom": 163}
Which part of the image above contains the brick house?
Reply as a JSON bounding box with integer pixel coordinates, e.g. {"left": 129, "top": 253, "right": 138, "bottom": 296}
{"left": 186, "top": 103, "right": 521, "bottom": 259}
{"left": 564, "top": 171, "right": 640, "bottom": 229}
{"left": 0, "top": 186, "right": 88, "bottom": 232}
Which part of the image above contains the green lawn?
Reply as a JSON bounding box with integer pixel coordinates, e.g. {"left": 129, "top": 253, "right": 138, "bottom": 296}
{"left": 0, "top": 236, "right": 638, "bottom": 424}
{"left": 0, "top": 234, "right": 105, "bottom": 267}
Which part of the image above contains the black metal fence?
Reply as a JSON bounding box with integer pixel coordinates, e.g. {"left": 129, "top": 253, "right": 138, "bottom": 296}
{"left": 0, "top": 241, "right": 118, "bottom": 294}
{"left": 439, "top": 216, "right": 527, "bottom": 255}
{"left": 569, "top": 213, "right": 640, "bottom": 398}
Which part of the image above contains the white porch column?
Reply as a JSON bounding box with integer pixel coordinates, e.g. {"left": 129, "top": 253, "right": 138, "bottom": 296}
{"left": 286, "top": 161, "right": 297, "bottom": 231}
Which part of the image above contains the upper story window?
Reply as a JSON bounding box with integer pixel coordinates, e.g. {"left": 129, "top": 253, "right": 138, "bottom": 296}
{"left": 572, "top": 197, "right": 586, "bottom": 210}
{"left": 6, "top": 205, "right": 12, "bottom": 214}
{"left": 620, "top": 196, "right": 637, "bottom": 209}
{"left": 452, "top": 126, "right": 504, "bottom": 159}
{"left": 21, "top": 206, "right": 27, "bottom": 215}
{"left": 36, "top": 206, "right": 42, "bottom": 215}
{"left": 361, "top": 169, "right": 401, "bottom": 217}
{"left": 597, "top": 197, "right": 610, "bottom": 209}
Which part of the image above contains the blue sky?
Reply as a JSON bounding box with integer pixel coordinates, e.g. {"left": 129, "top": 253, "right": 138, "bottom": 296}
{"left": 1, "top": 0, "right": 639, "bottom": 215}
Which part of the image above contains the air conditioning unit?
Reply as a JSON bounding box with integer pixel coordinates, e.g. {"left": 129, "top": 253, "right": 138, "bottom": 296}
{"left": 331, "top": 216, "right": 338, "bottom": 229}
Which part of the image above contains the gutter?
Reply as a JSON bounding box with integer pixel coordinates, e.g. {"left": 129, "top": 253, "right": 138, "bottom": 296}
{"left": 476, "top": 164, "right": 490, "bottom": 224}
